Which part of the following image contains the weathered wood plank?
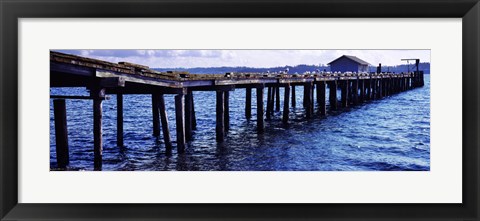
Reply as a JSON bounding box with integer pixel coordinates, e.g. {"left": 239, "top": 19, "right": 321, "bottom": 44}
{"left": 96, "top": 70, "right": 182, "bottom": 88}
{"left": 50, "top": 95, "right": 110, "bottom": 100}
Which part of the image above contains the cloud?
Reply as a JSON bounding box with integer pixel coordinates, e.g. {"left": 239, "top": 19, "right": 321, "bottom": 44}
{"left": 52, "top": 49, "right": 430, "bottom": 68}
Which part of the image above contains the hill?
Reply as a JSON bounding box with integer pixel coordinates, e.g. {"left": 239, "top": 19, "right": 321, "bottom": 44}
{"left": 154, "top": 62, "right": 430, "bottom": 74}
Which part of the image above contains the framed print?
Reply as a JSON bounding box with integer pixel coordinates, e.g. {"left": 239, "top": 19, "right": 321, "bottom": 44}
{"left": 1, "top": 0, "right": 479, "bottom": 220}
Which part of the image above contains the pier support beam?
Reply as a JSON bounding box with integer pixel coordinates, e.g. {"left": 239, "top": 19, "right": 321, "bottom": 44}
{"left": 191, "top": 92, "right": 197, "bottom": 130}
{"left": 53, "top": 99, "right": 69, "bottom": 169}
{"left": 329, "top": 80, "right": 338, "bottom": 110}
{"left": 359, "top": 80, "right": 365, "bottom": 103}
{"left": 224, "top": 91, "right": 230, "bottom": 132}
{"left": 216, "top": 91, "right": 225, "bottom": 142}
{"left": 283, "top": 84, "right": 290, "bottom": 124}
{"left": 256, "top": 86, "right": 265, "bottom": 133}
{"left": 317, "top": 81, "right": 326, "bottom": 116}
{"left": 116, "top": 94, "right": 123, "bottom": 147}
{"left": 348, "top": 81, "right": 353, "bottom": 105}
{"left": 341, "top": 80, "right": 349, "bottom": 108}
{"left": 372, "top": 79, "right": 377, "bottom": 100}
{"left": 185, "top": 90, "right": 193, "bottom": 141}
{"left": 152, "top": 94, "right": 160, "bottom": 137}
{"left": 275, "top": 86, "right": 280, "bottom": 112}
{"left": 378, "top": 78, "right": 383, "bottom": 99}
{"left": 311, "top": 84, "right": 315, "bottom": 108}
{"left": 245, "top": 87, "right": 252, "bottom": 119}
{"left": 92, "top": 88, "right": 105, "bottom": 170}
{"left": 305, "top": 82, "right": 313, "bottom": 118}
{"left": 158, "top": 94, "right": 172, "bottom": 153}
{"left": 364, "top": 79, "right": 372, "bottom": 100}
{"left": 291, "top": 85, "right": 296, "bottom": 108}
{"left": 175, "top": 94, "right": 186, "bottom": 152}
{"left": 353, "top": 79, "right": 359, "bottom": 105}
{"left": 266, "top": 86, "right": 273, "bottom": 119}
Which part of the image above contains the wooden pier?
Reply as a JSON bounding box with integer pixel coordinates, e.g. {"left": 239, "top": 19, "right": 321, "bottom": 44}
{"left": 50, "top": 51, "right": 425, "bottom": 170}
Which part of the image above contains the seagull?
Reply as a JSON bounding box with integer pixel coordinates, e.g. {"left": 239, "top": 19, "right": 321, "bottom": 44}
{"left": 285, "top": 68, "right": 289, "bottom": 73}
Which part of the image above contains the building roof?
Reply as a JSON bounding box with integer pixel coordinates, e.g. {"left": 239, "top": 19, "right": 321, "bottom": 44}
{"left": 327, "top": 55, "right": 371, "bottom": 66}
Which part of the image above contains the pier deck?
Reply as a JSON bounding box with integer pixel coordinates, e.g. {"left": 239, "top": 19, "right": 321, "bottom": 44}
{"left": 50, "top": 51, "right": 425, "bottom": 170}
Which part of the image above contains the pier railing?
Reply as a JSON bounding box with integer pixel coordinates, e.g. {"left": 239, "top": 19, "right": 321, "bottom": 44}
{"left": 50, "top": 51, "right": 425, "bottom": 170}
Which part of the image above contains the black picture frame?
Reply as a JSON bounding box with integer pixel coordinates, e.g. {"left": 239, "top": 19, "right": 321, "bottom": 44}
{"left": 1, "top": 0, "right": 478, "bottom": 220}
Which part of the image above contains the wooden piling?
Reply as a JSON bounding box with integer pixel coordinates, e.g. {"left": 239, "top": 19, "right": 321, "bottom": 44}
{"left": 216, "top": 91, "right": 225, "bottom": 142}
{"left": 275, "top": 86, "right": 280, "bottom": 112}
{"left": 185, "top": 90, "right": 193, "bottom": 141}
{"left": 266, "top": 86, "right": 273, "bottom": 119}
{"left": 341, "top": 80, "right": 349, "bottom": 107}
{"left": 152, "top": 94, "right": 161, "bottom": 137}
{"left": 348, "top": 81, "right": 353, "bottom": 105}
{"left": 191, "top": 92, "right": 197, "bottom": 130}
{"left": 303, "top": 84, "right": 307, "bottom": 108}
{"left": 291, "top": 85, "right": 296, "bottom": 107}
{"left": 92, "top": 88, "right": 105, "bottom": 170}
{"left": 158, "top": 94, "right": 172, "bottom": 152}
{"left": 175, "top": 94, "right": 186, "bottom": 152}
{"left": 310, "top": 83, "right": 314, "bottom": 115}
{"left": 378, "top": 78, "right": 383, "bottom": 99}
{"left": 305, "top": 82, "right": 313, "bottom": 118}
{"left": 372, "top": 79, "right": 377, "bottom": 99}
{"left": 318, "top": 81, "right": 326, "bottom": 116}
{"left": 53, "top": 99, "right": 69, "bottom": 168}
{"left": 245, "top": 87, "right": 252, "bottom": 119}
{"left": 116, "top": 94, "right": 123, "bottom": 147}
{"left": 366, "top": 79, "right": 371, "bottom": 100}
{"left": 353, "top": 79, "right": 359, "bottom": 105}
{"left": 283, "top": 84, "right": 290, "bottom": 124}
{"left": 224, "top": 91, "right": 230, "bottom": 132}
{"left": 329, "top": 80, "right": 338, "bottom": 110}
{"left": 359, "top": 80, "right": 365, "bottom": 103}
{"left": 256, "top": 86, "right": 265, "bottom": 133}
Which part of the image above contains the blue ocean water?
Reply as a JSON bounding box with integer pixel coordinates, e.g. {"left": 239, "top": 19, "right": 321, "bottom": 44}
{"left": 50, "top": 75, "right": 430, "bottom": 171}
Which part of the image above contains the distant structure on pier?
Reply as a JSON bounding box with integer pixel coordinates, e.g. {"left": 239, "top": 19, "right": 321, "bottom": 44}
{"left": 328, "top": 55, "right": 370, "bottom": 73}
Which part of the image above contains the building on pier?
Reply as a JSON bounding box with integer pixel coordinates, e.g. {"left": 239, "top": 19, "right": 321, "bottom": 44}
{"left": 328, "top": 55, "right": 370, "bottom": 73}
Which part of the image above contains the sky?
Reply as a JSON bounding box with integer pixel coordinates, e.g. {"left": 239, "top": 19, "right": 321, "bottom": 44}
{"left": 54, "top": 49, "right": 430, "bottom": 68}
